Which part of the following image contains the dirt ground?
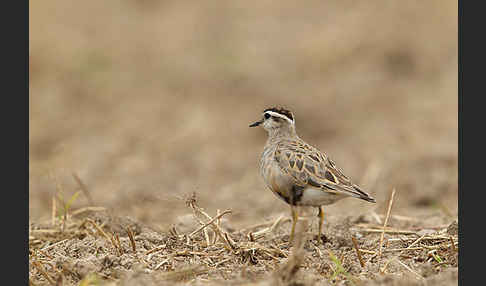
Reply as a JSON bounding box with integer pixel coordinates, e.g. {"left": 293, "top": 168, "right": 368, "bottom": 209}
{"left": 29, "top": 1, "right": 458, "bottom": 285}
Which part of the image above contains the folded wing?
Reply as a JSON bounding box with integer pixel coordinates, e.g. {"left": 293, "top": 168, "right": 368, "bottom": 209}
{"left": 274, "top": 139, "right": 375, "bottom": 203}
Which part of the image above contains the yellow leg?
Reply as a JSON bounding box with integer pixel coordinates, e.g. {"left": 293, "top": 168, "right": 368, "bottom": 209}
{"left": 317, "top": 206, "right": 325, "bottom": 244}
{"left": 290, "top": 206, "right": 299, "bottom": 242}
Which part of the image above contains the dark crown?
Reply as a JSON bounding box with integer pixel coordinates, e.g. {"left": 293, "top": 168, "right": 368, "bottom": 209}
{"left": 263, "top": 107, "right": 294, "bottom": 121}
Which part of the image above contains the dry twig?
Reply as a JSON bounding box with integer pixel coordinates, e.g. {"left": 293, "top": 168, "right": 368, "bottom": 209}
{"left": 396, "top": 259, "right": 425, "bottom": 280}
{"left": 187, "top": 193, "right": 236, "bottom": 250}
{"left": 32, "top": 261, "right": 55, "bottom": 285}
{"left": 378, "top": 188, "right": 396, "bottom": 257}
{"left": 72, "top": 172, "right": 95, "bottom": 205}
{"left": 351, "top": 236, "right": 365, "bottom": 268}
{"left": 189, "top": 209, "right": 232, "bottom": 238}
{"left": 126, "top": 227, "right": 137, "bottom": 252}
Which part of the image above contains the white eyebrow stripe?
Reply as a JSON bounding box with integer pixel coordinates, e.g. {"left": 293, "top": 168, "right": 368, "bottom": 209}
{"left": 264, "top": 111, "right": 294, "bottom": 123}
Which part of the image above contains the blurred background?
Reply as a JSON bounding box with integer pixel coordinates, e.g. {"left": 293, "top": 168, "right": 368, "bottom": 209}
{"left": 29, "top": 1, "right": 457, "bottom": 230}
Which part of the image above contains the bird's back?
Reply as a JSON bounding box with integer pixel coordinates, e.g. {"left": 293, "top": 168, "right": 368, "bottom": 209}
{"left": 272, "top": 137, "right": 376, "bottom": 204}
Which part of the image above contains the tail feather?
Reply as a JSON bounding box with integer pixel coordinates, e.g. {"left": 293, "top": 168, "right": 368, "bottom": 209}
{"left": 352, "top": 185, "right": 376, "bottom": 203}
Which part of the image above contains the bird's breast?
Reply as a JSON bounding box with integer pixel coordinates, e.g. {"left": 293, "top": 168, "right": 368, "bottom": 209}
{"left": 260, "top": 152, "right": 296, "bottom": 204}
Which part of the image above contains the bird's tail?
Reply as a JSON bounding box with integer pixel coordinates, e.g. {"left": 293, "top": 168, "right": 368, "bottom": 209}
{"left": 352, "top": 185, "right": 376, "bottom": 203}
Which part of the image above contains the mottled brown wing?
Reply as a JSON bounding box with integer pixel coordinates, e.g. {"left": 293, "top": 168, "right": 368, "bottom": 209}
{"left": 274, "top": 139, "right": 374, "bottom": 201}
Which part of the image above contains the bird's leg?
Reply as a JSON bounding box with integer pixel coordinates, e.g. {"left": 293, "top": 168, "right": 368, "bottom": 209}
{"left": 290, "top": 205, "right": 299, "bottom": 242}
{"left": 317, "top": 206, "right": 325, "bottom": 244}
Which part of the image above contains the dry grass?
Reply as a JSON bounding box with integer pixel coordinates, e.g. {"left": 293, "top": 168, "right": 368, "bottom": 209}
{"left": 29, "top": 193, "right": 458, "bottom": 285}
{"left": 30, "top": 0, "right": 457, "bottom": 285}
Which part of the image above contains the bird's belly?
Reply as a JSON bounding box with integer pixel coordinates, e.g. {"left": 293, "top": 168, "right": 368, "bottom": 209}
{"left": 298, "top": 187, "right": 344, "bottom": 206}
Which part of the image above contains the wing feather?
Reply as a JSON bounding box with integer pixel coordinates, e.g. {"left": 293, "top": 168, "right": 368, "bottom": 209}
{"left": 274, "top": 139, "right": 375, "bottom": 202}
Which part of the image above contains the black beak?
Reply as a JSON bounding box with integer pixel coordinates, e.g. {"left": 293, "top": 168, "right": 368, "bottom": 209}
{"left": 249, "top": 120, "right": 263, "bottom": 127}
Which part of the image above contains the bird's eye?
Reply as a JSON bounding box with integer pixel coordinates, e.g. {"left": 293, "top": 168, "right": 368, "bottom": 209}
{"left": 264, "top": 113, "right": 271, "bottom": 119}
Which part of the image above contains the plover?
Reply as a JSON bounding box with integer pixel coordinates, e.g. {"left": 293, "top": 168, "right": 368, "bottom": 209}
{"left": 250, "top": 107, "right": 376, "bottom": 243}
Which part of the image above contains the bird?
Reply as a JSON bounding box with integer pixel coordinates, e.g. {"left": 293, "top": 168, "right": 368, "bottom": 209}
{"left": 249, "top": 107, "right": 376, "bottom": 244}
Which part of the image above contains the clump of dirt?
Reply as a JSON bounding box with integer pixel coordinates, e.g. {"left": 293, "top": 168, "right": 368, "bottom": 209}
{"left": 446, "top": 220, "right": 458, "bottom": 236}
